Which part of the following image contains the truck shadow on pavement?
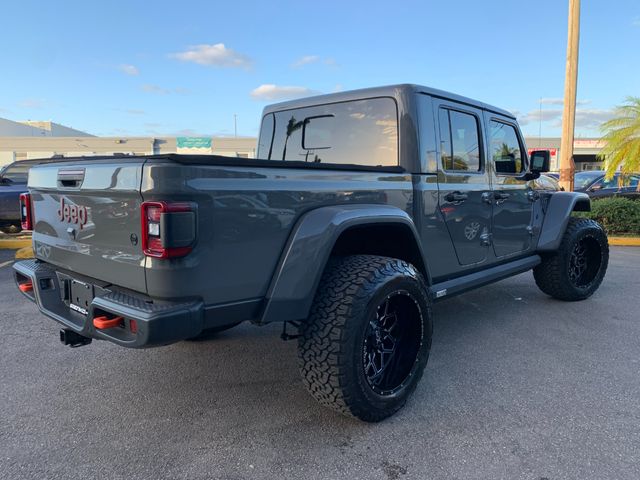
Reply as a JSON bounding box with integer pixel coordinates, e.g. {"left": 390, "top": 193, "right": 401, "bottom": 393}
{"left": 71, "top": 271, "right": 587, "bottom": 430}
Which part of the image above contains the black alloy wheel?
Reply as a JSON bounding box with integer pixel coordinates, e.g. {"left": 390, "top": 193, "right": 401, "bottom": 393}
{"left": 363, "top": 291, "right": 423, "bottom": 396}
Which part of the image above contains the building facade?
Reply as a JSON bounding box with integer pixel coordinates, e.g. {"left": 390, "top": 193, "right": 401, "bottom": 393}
{"left": 524, "top": 137, "right": 604, "bottom": 172}
{"left": 0, "top": 117, "right": 606, "bottom": 172}
{"left": 0, "top": 117, "right": 257, "bottom": 166}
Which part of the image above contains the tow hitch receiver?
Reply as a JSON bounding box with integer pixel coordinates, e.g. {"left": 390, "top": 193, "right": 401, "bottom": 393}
{"left": 60, "top": 329, "right": 92, "bottom": 348}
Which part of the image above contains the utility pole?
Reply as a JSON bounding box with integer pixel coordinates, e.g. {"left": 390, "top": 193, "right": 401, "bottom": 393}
{"left": 234, "top": 114, "right": 238, "bottom": 138}
{"left": 559, "top": 0, "right": 580, "bottom": 191}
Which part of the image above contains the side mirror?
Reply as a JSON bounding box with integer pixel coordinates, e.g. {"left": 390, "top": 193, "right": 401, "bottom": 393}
{"left": 590, "top": 184, "right": 603, "bottom": 191}
{"left": 529, "top": 150, "right": 550, "bottom": 173}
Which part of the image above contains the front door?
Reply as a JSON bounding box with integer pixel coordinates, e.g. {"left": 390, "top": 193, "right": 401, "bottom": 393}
{"left": 436, "top": 101, "right": 492, "bottom": 266}
{"left": 486, "top": 115, "right": 534, "bottom": 258}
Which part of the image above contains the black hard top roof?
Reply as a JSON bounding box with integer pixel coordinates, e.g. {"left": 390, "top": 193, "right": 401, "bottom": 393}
{"left": 262, "top": 83, "right": 515, "bottom": 119}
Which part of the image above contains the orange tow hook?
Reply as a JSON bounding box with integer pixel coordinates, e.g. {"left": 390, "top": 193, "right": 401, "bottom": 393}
{"left": 93, "top": 315, "right": 124, "bottom": 330}
{"left": 19, "top": 282, "right": 33, "bottom": 293}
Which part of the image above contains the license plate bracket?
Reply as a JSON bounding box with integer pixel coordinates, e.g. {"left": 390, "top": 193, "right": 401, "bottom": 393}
{"left": 69, "top": 279, "right": 94, "bottom": 316}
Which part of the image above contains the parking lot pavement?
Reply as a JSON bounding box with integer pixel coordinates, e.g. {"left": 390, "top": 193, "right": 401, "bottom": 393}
{"left": 1, "top": 248, "right": 639, "bottom": 480}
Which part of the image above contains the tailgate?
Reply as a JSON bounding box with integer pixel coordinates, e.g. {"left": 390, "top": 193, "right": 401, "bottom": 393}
{"left": 28, "top": 159, "right": 146, "bottom": 292}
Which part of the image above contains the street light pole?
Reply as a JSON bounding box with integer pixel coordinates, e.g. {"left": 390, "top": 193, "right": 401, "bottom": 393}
{"left": 559, "top": 0, "right": 580, "bottom": 191}
{"left": 234, "top": 114, "right": 238, "bottom": 138}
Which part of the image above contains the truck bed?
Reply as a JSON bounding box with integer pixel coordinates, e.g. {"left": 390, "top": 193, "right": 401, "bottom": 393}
{"left": 26, "top": 154, "right": 414, "bottom": 305}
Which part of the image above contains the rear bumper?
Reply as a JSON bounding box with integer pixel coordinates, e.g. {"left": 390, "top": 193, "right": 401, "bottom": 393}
{"left": 13, "top": 259, "right": 205, "bottom": 348}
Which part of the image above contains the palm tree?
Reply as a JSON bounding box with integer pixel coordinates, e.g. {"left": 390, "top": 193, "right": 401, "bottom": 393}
{"left": 599, "top": 97, "right": 640, "bottom": 188}
{"left": 282, "top": 116, "right": 303, "bottom": 160}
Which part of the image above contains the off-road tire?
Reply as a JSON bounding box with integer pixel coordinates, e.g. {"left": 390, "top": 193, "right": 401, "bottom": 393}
{"left": 185, "top": 321, "right": 242, "bottom": 341}
{"left": 298, "top": 255, "right": 432, "bottom": 422}
{"left": 534, "top": 217, "right": 608, "bottom": 301}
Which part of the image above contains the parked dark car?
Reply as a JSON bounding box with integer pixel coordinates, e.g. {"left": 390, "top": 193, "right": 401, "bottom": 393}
{"left": 1, "top": 160, "right": 36, "bottom": 233}
{"left": 574, "top": 171, "right": 640, "bottom": 199}
{"left": 0, "top": 159, "right": 58, "bottom": 233}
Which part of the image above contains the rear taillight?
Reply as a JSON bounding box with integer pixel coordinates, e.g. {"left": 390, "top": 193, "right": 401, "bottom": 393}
{"left": 141, "top": 201, "right": 196, "bottom": 259}
{"left": 19, "top": 193, "right": 33, "bottom": 230}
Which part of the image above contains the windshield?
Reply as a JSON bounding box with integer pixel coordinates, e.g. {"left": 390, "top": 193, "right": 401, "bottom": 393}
{"left": 574, "top": 172, "right": 603, "bottom": 189}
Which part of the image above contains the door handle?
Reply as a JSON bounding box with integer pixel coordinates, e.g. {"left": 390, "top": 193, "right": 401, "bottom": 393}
{"left": 444, "top": 191, "right": 468, "bottom": 203}
{"left": 494, "top": 192, "right": 510, "bottom": 204}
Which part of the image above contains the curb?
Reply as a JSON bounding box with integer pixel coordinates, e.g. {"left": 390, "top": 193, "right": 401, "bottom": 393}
{"left": 0, "top": 238, "right": 32, "bottom": 250}
{"left": 15, "top": 246, "right": 34, "bottom": 259}
{"left": 609, "top": 237, "right": 640, "bottom": 246}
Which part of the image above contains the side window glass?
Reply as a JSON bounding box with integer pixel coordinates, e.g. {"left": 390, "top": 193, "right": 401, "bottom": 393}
{"left": 256, "top": 114, "right": 275, "bottom": 159}
{"left": 438, "top": 109, "right": 453, "bottom": 170}
{"left": 602, "top": 175, "right": 619, "bottom": 189}
{"left": 489, "top": 121, "right": 524, "bottom": 174}
{"left": 439, "top": 108, "right": 481, "bottom": 172}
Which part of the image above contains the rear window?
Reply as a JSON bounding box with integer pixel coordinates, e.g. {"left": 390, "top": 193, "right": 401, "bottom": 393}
{"left": 257, "top": 97, "right": 398, "bottom": 167}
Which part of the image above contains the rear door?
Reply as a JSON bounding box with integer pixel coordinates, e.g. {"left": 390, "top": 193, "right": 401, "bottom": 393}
{"left": 485, "top": 115, "right": 534, "bottom": 258}
{"left": 435, "top": 99, "right": 492, "bottom": 266}
{"left": 28, "top": 159, "right": 146, "bottom": 292}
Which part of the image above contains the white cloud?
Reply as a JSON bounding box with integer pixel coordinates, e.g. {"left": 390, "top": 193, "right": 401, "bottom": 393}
{"left": 518, "top": 108, "right": 563, "bottom": 125}
{"left": 140, "top": 85, "right": 191, "bottom": 95}
{"left": 19, "top": 98, "right": 46, "bottom": 109}
{"left": 170, "top": 43, "right": 252, "bottom": 69}
{"left": 142, "top": 84, "right": 170, "bottom": 95}
{"left": 574, "top": 108, "right": 615, "bottom": 129}
{"left": 539, "top": 97, "right": 590, "bottom": 106}
{"left": 292, "top": 55, "right": 320, "bottom": 68}
{"left": 118, "top": 64, "right": 139, "bottom": 76}
{"left": 291, "top": 55, "right": 338, "bottom": 68}
{"left": 539, "top": 98, "right": 563, "bottom": 105}
{"left": 250, "top": 84, "right": 319, "bottom": 101}
{"left": 517, "top": 107, "right": 614, "bottom": 130}
{"left": 141, "top": 85, "right": 190, "bottom": 95}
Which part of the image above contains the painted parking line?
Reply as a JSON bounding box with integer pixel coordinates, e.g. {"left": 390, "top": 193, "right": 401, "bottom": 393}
{"left": 0, "top": 260, "right": 13, "bottom": 269}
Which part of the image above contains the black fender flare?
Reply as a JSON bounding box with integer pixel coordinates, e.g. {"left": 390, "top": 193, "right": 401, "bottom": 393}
{"left": 259, "top": 204, "right": 427, "bottom": 324}
{"left": 537, "top": 192, "right": 591, "bottom": 252}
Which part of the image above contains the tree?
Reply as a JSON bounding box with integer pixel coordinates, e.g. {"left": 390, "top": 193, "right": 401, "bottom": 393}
{"left": 282, "top": 116, "right": 303, "bottom": 161}
{"left": 599, "top": 97, "right": 640, "bottom": 187}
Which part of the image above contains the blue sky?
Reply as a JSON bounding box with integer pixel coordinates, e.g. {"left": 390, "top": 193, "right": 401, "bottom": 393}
{"left": 0, "top": 0, "right": 638, "bottom": 139}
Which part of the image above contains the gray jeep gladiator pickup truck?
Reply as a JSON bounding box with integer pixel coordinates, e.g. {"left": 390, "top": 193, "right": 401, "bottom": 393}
{"left": 14, "top": 84, "right": 609, "bottom": 421}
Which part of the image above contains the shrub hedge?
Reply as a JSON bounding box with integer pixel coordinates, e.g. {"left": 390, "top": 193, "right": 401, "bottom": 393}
{"left": 574, "top": 197, "right": 640, "bottom": 235}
